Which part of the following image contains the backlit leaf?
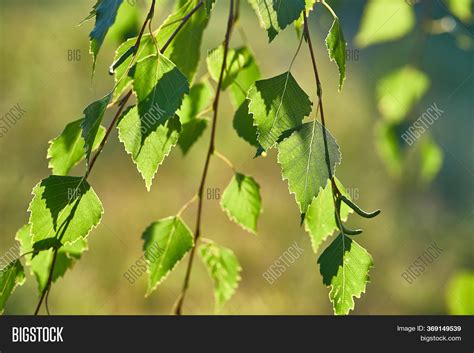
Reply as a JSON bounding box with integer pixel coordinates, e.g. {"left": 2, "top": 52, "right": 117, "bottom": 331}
{"left": 81, "top": 94, "right": 111, "bottom": 164}
{"left": 247, "top": 71, "right": 312, "bottom": 150}
{"left": 305, "top": 179, "right": 352, "bottom": 254}
{"left": 15, "top": 224, "right": 88, "bottom": 293}
{"left": 117, "top": 106, "right": 181, "bottom": 191}
{"left": 248, "top": 0, "right": 306, "bottom": 42}
{"left": 133, "top": 54, "right": 189, "bottom": 135}
{"left": 86, "top": 0, "right": 124, "bottom": 70}
{"left": 28, "top": 176, "right": 103, "bottom": 245}
{"left": 178, "top": 118, "right": 208, "bottom": 155}
{"left": 326, "top": 18, "right": 346, "bottom": 90}
{"left": 142, "top": 216, "right": 194, "bottom": 296}
{"left": 318, "top": 234, "right": 373, "bottom": 315}
{"left": 221, "top": 173, "right": 262, "bottom": 234}
{"left": 277, "top": 121, "right": 341, "bottom": 214}
{"left": 48, "top": 118, "right": 106, "bottom": 176}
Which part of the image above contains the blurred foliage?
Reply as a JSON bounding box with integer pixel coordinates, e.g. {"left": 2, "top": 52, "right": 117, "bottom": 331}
{"left": 0, "top": 0, "right": 472, "bottom": 314}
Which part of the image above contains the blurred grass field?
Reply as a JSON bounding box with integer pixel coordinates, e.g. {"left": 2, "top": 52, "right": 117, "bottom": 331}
{"left": 0, "top": 0, "right": 472, "bottom": 315}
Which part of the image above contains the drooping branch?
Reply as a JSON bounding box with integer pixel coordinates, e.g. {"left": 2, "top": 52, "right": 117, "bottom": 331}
{"left": 33, "top": 0, "right": 203, "bottom": 315}
{"left": 173, "top": 0, "right": 236, "bottom": 316}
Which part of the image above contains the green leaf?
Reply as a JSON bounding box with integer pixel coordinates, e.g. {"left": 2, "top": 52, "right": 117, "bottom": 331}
{"left": 106, "top": 0, "right": 140, "bottom": 45}
{"left": 133, "top": 54, "right": 189, "bottom": 135}
{"left": 142, "top": 216, "right": 194, "bottom": 295}
{"left": 175, "top": 80, "right": 213, "bottom": 155}
{"left": 233, "top": 101, "right": 259, "bottom": 147}
{"left": 229, "top": 48, "right": 261, "bottom": 107}
{"left": 277, "top": 121, "right": 341, "bottom": 214}
{"left": 48, "top": 119, "right": 106, "bottom": 176}
{"left": 375, "top": 121, "right": 402, "bottom": 177}
{"left": 248, "top": 71, "right": 312, "bottom": 150}
{"left": 419, "top": 136, "right": 443, "bottom": 184}
{"left": 318, "top": 234, "right": 373, "bottom": 315}
{"left": 117, "top": 106, "right": 181, "bottom": 191}
{"left": 0, "top": 259, "right": 25, "bottom": 314}
{"left": 207, "top": 46, "right": 254, "bottom": 90}
{"left": 28, "top": 176, "right": 103, "bottom": 245}
{"left": 112, "top": 34, "right": 156, "bottom": 101}
{"left": 112, "top": 0, "right": 208, "bottom": 99}
{"left": 204, "top": 0, "right": 217, "bottom": 15}
{"left": 446, "top": 271, "right": 474, "bottom": 315}
{"left": 86, "top": 0, "right": 124, "bottom": 70}
{"left": 355, "top": 0, "right": 415, "bottom": 48}
{"left": 326, "top": 18, "right": 346, "bottom": 90}
{"left": 377, "top": 66, "right": 430, "bottom": 123}
{"left": 447, "top": 0, "right": 473, "bottom": 23}
{"left": 178, "top": 118, "right": 208, "bottom": 155}
{"left": 16, "top": 224, "right": 88, "bottom": 293}
{"left": 221, "top": 173, "right": 262, "bottom": 234}
{"left": 177, "top": 79, "right": 214, "bottom": 124}
{"left": 199, "top": 241, "right": 242, "bottom": 311}
{"left": 156, "top": 0, "right": 209, "bottom": 81}
{"left": 81, "top": 94, "right": 111, "bottom": 164}
{"left": 305, "top": 179, "right": 352, "bottom": 254}
{"left": 226, "top": 48, "right": 261, "bottom": 147}
{"left": 248, "top": 0, "right": 306, "bottom": 42}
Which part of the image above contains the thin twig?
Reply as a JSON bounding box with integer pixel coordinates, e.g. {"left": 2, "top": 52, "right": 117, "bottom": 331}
{"left": 85, "top": 90, "right": 132, "bottom": 178}
{"left": 34, "top": 248, "right": 58, "bottom": 315}
{"left": 173, "top": 0, "right": 236, "bottom": 316}
{"left": 177, "top": 195, "right": 198, "bottom": 217}
{"left": 214, "top": 150, "right": 235, "bottom": 171}
{"left": 162, "top": 0, "right": 204, "bottom": 52}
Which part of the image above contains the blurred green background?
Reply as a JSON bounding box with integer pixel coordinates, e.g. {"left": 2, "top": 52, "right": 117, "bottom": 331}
{"left": 0, "top": 0, "right": 472, "bottom": 315}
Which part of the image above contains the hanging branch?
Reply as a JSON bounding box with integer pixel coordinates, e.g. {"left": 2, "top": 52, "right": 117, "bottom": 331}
{"left": 173, "top": 0, "right": 236, "bottom": 316}
{"left": 33, "top": 0, "right": 204, "bottom": 316}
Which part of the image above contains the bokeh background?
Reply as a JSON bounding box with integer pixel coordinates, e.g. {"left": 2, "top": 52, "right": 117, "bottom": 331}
{"left": 0, "top": 0, "right": 472, "bottom": 315}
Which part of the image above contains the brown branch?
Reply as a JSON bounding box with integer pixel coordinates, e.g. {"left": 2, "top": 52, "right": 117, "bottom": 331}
{"left": 173, "top": 0, "right": 236, "bottom": 315}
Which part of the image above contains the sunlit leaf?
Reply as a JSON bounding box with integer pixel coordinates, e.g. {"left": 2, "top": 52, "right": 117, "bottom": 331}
{"left": 48, "top": 119, "right": 106, "bottom": 176}
{"left": 28, "top": 176, "right": 103, "bottom": 245}
{"left": 318, "top": 234, "right": 373, "bottom": 315}
{"left": 305, "top": 179, "right": 352, "bottom": 254}
{"left": 117, "top": 106, "right": 181, "bottom": 191}
{"left": 326, "top": 17, "right": 346, "bottom": 90}
{"left": 248, "top": 0, "right": 306, "bottom": 42}
{"left": 142, "top": 216, "right": 194, "bottom": 296}
{"left": 16, "top": 224, "right": 88, "bottom": 293}
{"left": 248, "top": 71, "right": 312, "bottom": 150}
{"left": 221, "top": 173, "right": 262, "bottom": 234}
{"left": 278, "top": 121, "right": 341, "bottom": 214}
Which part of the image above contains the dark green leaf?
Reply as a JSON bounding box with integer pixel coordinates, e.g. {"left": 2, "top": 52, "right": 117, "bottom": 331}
{"left": 247, "top": 71, "right": 312, "bottom": 150}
